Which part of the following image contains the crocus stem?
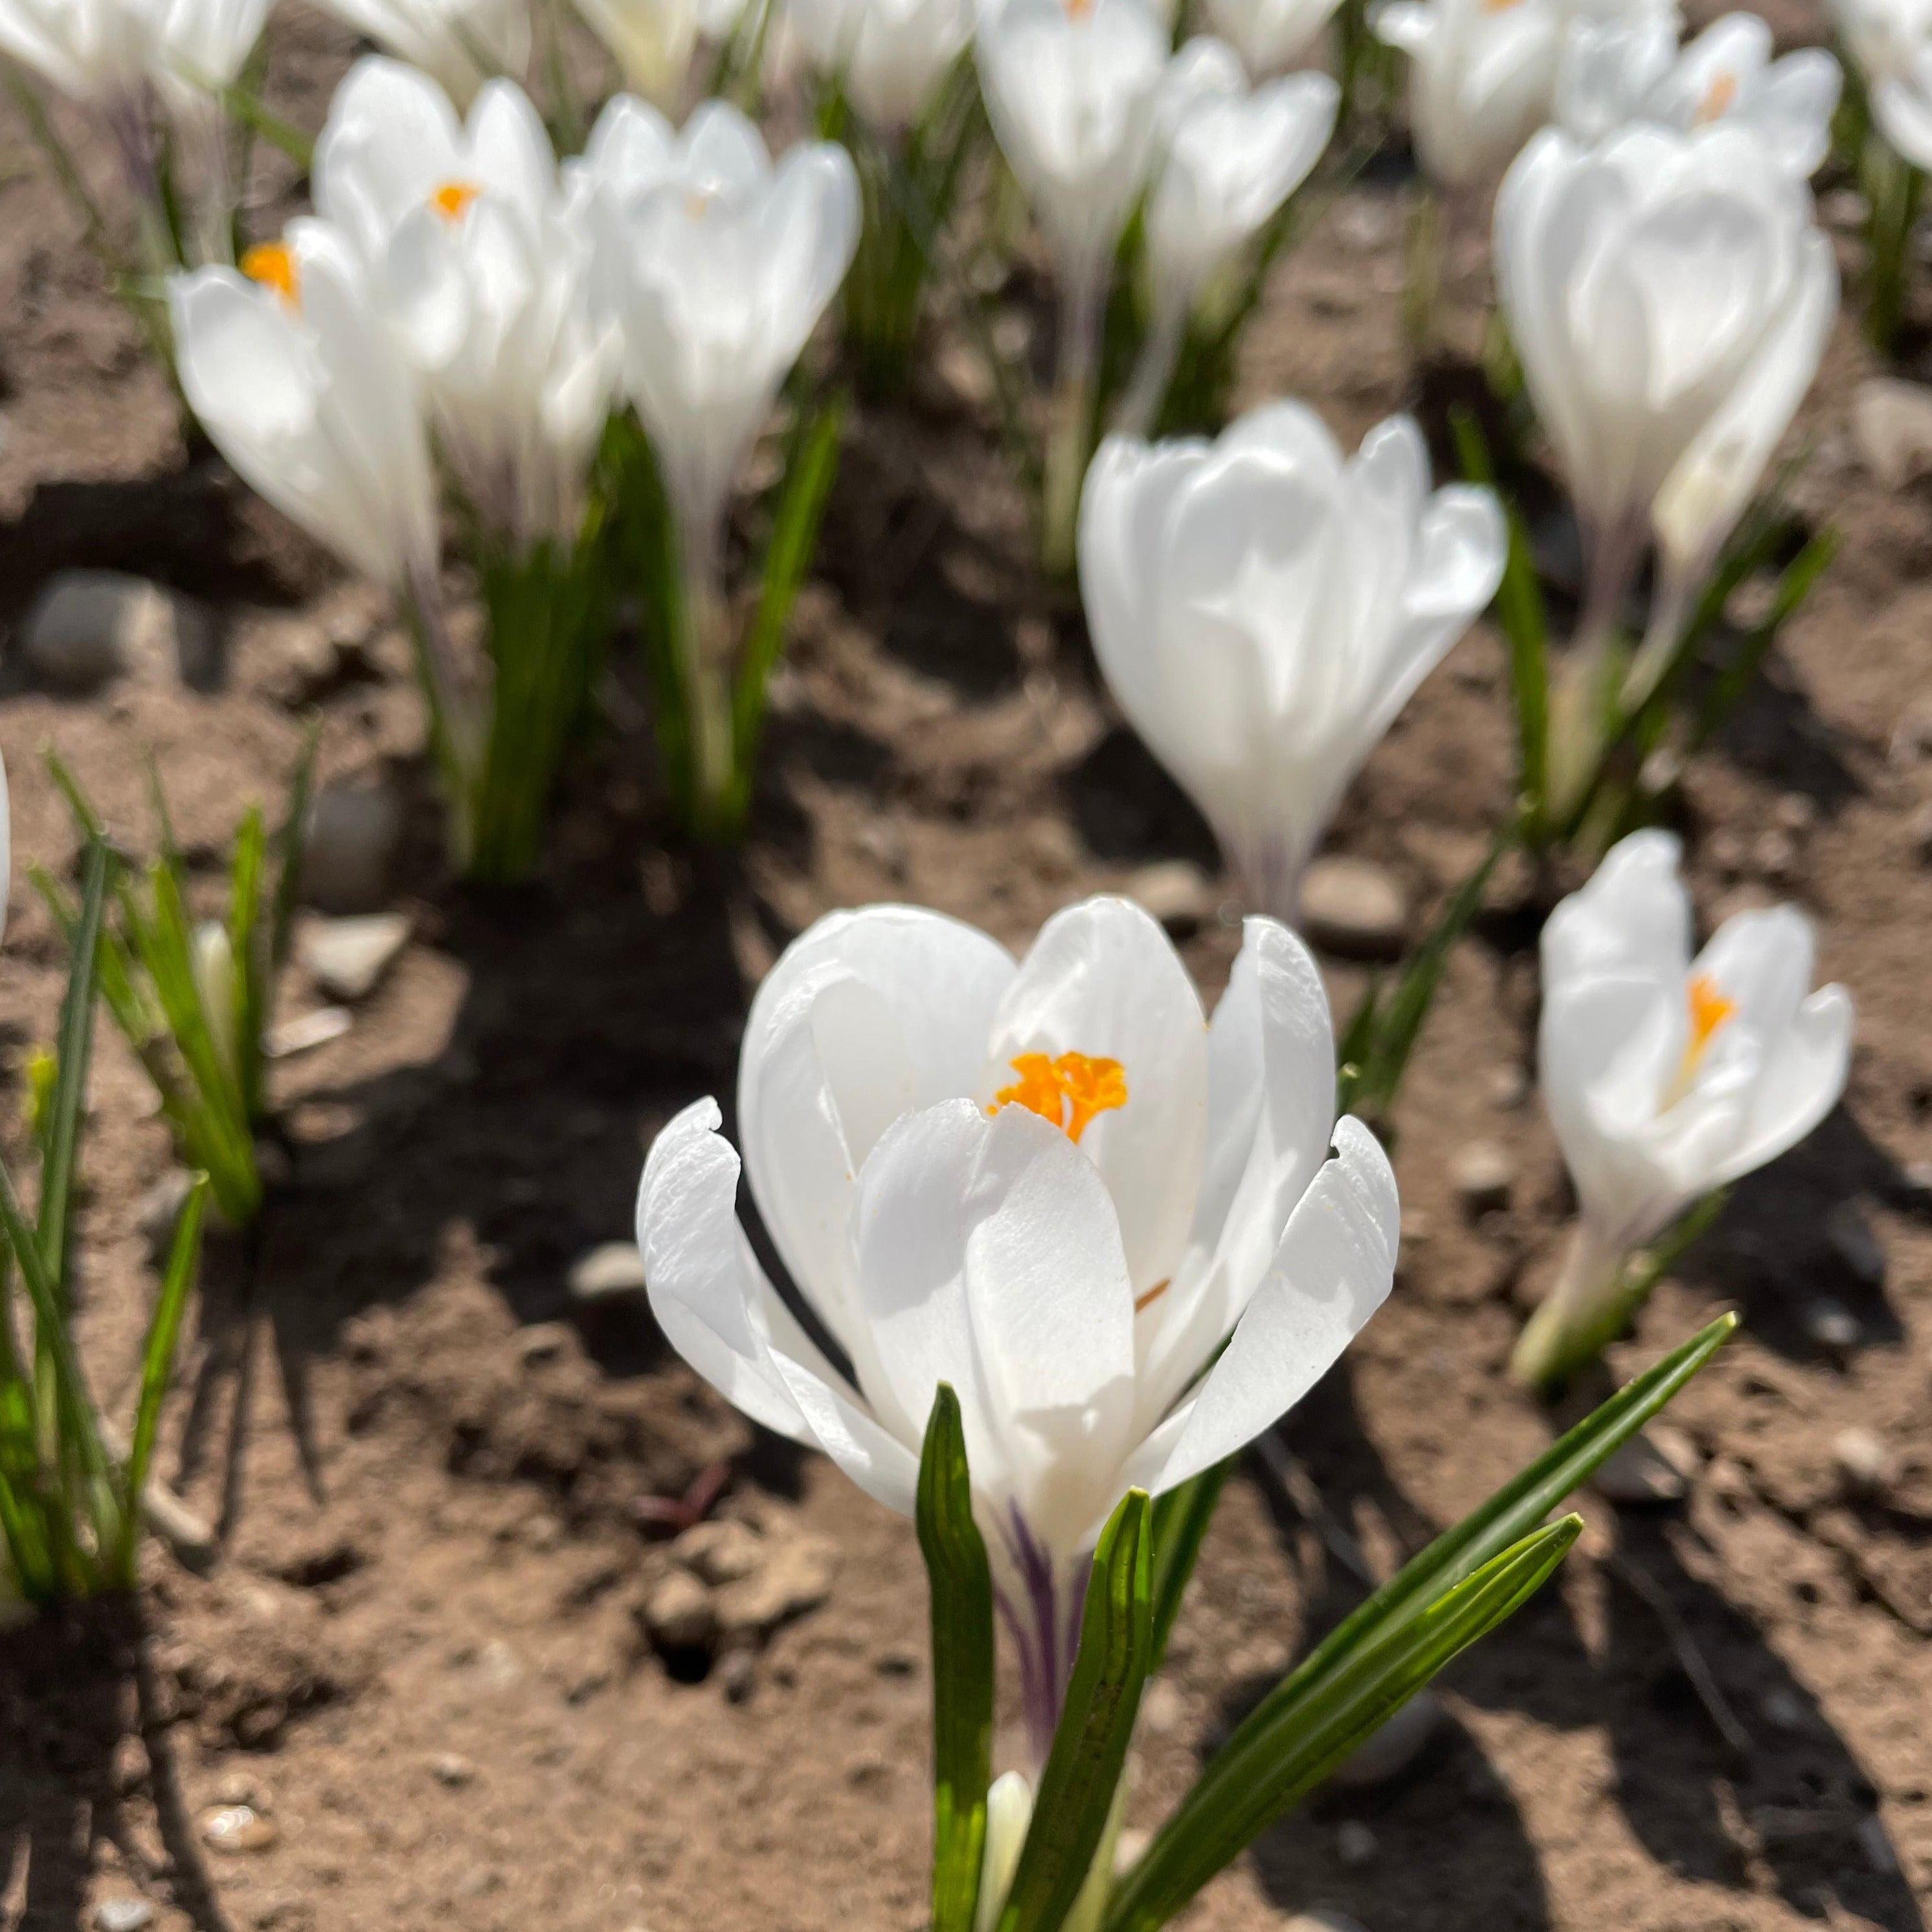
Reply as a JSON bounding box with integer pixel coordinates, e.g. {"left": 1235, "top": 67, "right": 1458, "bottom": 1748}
{"left": 1511, "top": 1219, "right": 1634, "bottom": 1394}
{"left": 1400, "top": 184, "right": 1441, "bottom": 361}
{"left": 1623, "top": 552, "right": 1696, "bottom": 715}
{"left": 1042, "top": 257, "right": 1104, "bottom": 578}
{"left": 1547, "top": 506, "right": 1648, "bottom": 825}
{"left": 401, "top": 557, "right": 489, "bottom": 865}
{"left": 1863, "top": 135, "right": 1924, "bottom": 355}
{"left": 676, "top": 504, "right": 739, "bottom": 837}
{"left": 1114, "top": 290, "right": 1189, "bottom": 440}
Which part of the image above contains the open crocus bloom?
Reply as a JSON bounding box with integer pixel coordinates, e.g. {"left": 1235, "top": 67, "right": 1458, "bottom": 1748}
{"left": 1832, "top": 0, "right": 1932, "bottom": 166}
{"left": 787, "top": 0, "right": 975, "bottom": 128}
{"left": 638, "top": 897, "right": 1398, "bottom": 1757}
{"left": 580, "top": 97, "right": 859, "bottom": 548}
{"left": 1495, "top": 122, "right": 1836, "bottom": 650}
{"left": 1203, "top": 0, "right": 1343, "bottom": 76}
{"left": 1079, "top": 402, "right": 1504, "bottom": 922}
{"left": 168, "top": 219, "right": 439, "bottom": 594}
{"left": 313, "top": 59, "right": 613, "bottom": 548}
{"left": 1556, "top": 10, "right": 1840, "bottom": 172}
{"left": 1529, "top": 830, "right": 1852, "bottom": 1369}
{"left": 311, "top": 0, "right": 530, "bottom": 106}
{"left": 974, "top": 0, "right": 1169, "bottom": 279}
{"left": 1373, "top": 0, "right": 1566, "bottom": 188}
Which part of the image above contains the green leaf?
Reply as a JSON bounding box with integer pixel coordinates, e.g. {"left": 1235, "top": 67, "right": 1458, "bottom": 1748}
{"left": 37, "top": 840, "right": 109, "bottom": 1284}
{"left": 999, "top": 1489, "right": 1154, "bottom": 1932}
{"left": 917, "top": 1386, "right": 996, "bottom": 1932}
{"left": 1104, "top": 1312, "right": 1735, "bottom": 1932}
{"left": 1107, "top": 1518, "right": 1579, "bottom": 1932}
{"left": 210, "top": 74, "right": 314, "bottom": 167}
{"left": 1147, "top": 1457, "right": 1231, "bottom": 1673}
{"left": 114, "top": 1173, "right": 207, "bottom": 1584}
{"left": 269, "top": 723, "right": 320, "bottom": 976}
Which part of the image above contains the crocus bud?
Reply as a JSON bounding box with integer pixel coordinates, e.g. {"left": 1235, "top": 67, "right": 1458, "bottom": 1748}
{"left": 1203, "top": 0, "right": 1345, "bottom": 76}
{"left": 974, "top": 1771, "right": 1034, "bottom": 1932}
{"left": 1078, "top": 403, "right": 1503, "bottom": 920}
{"left": 787, "top": 0, "right": 976, "bottom": 127}
{"left": 572, "top": 0, "right": 747, "bottom": 109}
{"left": 1831, "top": 0, "right": 1932, "bottom": 168}
{"left": 309, "top": 0, "right": 532, "bottom": 106}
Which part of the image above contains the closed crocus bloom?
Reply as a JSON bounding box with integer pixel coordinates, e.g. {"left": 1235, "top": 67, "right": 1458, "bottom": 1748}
{"left": 974, "top": 0, "right": 1168, "bottom": 275}
{"left": 1557, "top": 10, "right": 1840, "bottom": 172}
{"left": 311, "top": 0, "right": 530, "bottom": 104}
{"left": 1518, "top": 830, "right": 1851, "bottom": 1384}
{"left": 168, "top": 219, "right": 439, "bottom": 594}
{"left": 1832, "top": 0, "right": 1932, "bottom": 166}
{"left": 1079, "top": 403, "right": 1505, "bottom": 921}
{"left": 787, "top": 0, "right": 974, "bottom": 126}
{"left": 638, "top": 896, "right": 1397, "bottom": 1758}
{"left": 1204, "top": 0, "right": 1344, "bottom": 76}
{"left": 573, "top": 0, "right": 744, "bottom": 107}
{"left": 1116, "top": 39, "right": 1337, "bottom": 432}
{"left": 1373, "top": 0, "right": 1566, "bottom": 188}
{"left": 585, "top": 100, "right": 857, "bottom": 536}
{"left": 314, "top": 58, "right": 612, "bottom": 546}
{"left": 1495, "top": 123, "right": 1837, "bottom": 658}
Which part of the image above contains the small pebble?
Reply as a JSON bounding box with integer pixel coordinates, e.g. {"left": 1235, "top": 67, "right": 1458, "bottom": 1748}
{"left": 199, "top": 1804, "right": 278, "bottom": 1854}
{"left": 93, "top": 1900, "right": 155, "bottom": 1932}
{"left": 713, "top": 1533, "right": 838, "bottom": 1637}
{"left": 1129, "top": 860, "right": 1215, "bottom": 938}
{"left": 720, "top": 1647, "right": 758, "bottom": 1703}
{"left": 1285, "top": 1913, "right": 1370, "bottom": 1932}
{"left": 1859, "top": 1813, "right": 1900, "bottom": 1876}
{"left": 672, "top": 1519, "right": 765, "bottom": 1587}
{"left": 298, "top": 914, "right": 410, "bottom": 1004}
{"left": 1851, "top": 376, "right": 1932, "bottom": 488}
{"left": 1298, "top": 857, "right": 1408, "bottom": 961}
{"left": 517, "top": 1322, "right": 572, "bottom": 1367}
{"left": 1773, "top": 793, "right": 1817, "bottom": 835}
{"left": 569, "top": 1241, "right": 648, "bottom": 1303}
{"left": 1591, "top": 1428, "right": 1695, "bottom": 1506}
{"left": 19, "top": 570, "right": 216, "bottom": 691}
{"left": 1803, "top": 1299, "right": 1862, "bottom": 1356}
{"left": 1112, "top": 1827, "right": 1150, "bottom": 1875}
{"left": 639, "top": 1569, "right": 717, "bottom": 1651}
{"left": 265, "top": 1006, "right": 354, "bottom": 1058}
{"left": 1760, "top": 1687, "right": 1808, "bottom": 1732}
{"left": 1825, "top": 1200, "right": 1886, "bottom": 1289}
{"left": 300, "top": 780, "right": 403, "bottom": 914}
{"left": 1833, "top": 1426, "right": 1892, "bottom": 1499}
{"left": 1139, "top": 1678, "right": 1185, "bottom": 1735}
{"left": 1449, "top": 1141, "right": 1514, "bottom": 1217}
{"left": 1752, "top": 828, "right": 1797, "bottom": 882}
{"left": 1023, "top": 818, "right": 1080, "bottom": 882}
{"left": 1328, "top": 1690, "right": 1439, "bottom": 1788}
{"left": 1487, "top": 1064, "right": 1530, "bottom": 1110}
{"left": 429, "top": 1753, "right": 475, "bottom": 1788}
{"left": 1336, "top": 1820, "right": 1378, "bottom": 1868}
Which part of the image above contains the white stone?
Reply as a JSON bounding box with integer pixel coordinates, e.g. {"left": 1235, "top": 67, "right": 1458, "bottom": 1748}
{"left": 1833, "top": 1426, "right": 1891, "bottom": 1498}
{"left": 1298, "top": 857, "right": 1408, "bottom": 960}
{"left": 569, "top": 1241, "right": 649, "bottom": 1303}
{"left": 1327, "top": 1690, "right": 1439, "bottom": 1788}
{"left": 265, "top": 1006, "right": 354, "bottom": 1058}
{"left": 1450, "top": 1141, "right": 1514, "bottom": 1215}
{"left": 93, "top": 1900, "right": 155, "bottom": 1932}
{"left": 1591, "top": 1428, "right": 1695, "bottom": 1505}
{"left": 19, "top": 570, "right": 216, "bottom": 692}
{"left": 298, "top": 914, "right": 409, "bottom": 1003}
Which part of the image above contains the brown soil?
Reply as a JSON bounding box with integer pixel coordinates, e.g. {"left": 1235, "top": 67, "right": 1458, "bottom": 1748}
{"left": 3, "top": 6, "right": 1931, "bottom": 1931}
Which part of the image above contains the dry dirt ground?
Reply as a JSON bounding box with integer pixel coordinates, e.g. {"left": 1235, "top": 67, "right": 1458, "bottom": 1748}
{"left": 3, "top": 5, "right": 1931, "bottom": 1930}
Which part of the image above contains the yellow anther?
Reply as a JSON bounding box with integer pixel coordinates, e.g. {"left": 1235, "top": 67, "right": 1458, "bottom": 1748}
{"left": 1133, "top": 1278, "right": 1171, "bottom": 1315}
{"left": 991, "top": 1051, "right": 1127, "bottom": 1144}
{"left": 1694, "top": 71, "right": 1738, "bottom": 122}
{"left": 1665, "top": 972, "right": 1737, "bottom": 1106}
{"left": 241, "top": 241, "right": 298, "bottom": 308}
{"left": 431, "top": 179, "right": 482, "bottom": 221}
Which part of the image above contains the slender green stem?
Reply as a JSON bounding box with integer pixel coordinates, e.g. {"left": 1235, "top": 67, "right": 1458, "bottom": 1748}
{"left": 1042, "top": 260, "right": 1104, "bottom": 577}
{"left": 677, "top": 505, "right": 739, "bottom": 837}
{"left": 1863, "top": 136, "right": 1924, "bottom": 355}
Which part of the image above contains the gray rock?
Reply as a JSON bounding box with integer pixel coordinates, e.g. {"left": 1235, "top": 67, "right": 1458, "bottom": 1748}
{"left": 1591, "top": 1426, "right": 1697, "bottom": 1505}
{"left": 1852, "top": 377, "right": 1932, "bottom": 488}
{"left": 1833, "top": 1426, "right": 1892, "bottom": 1499}
{"left": 136, "top": 1167, "right": 197, "bottom": 1261}
{"left": 93, "top": 1901, "right": 155, "bottom": 1932}
{"left": 20, "top": 570, "right": 216, "bottom": 692}
{"left": 1327, "top": 1690, "right": 1439, "bottom": 1788}
{"left": 1449, "top": 1141, "right": 1514, "bottom": 1216}
{"left": 298, "top": 914, "right": 409, "bottom": 1003}
{"left": 713, "top": 1533, "right": 837, "bottom": 1637}
{"left": 568, "top": 1241, "right": 648, "bottom": 1304}
{"left": 1298, "top": 857, "right": 1408, "bottom": 960}
{"left": 1803, "top": 1298, "right": 1863, "bottom": 1355}
{"left": 672, "top": 1519, "right": 765, "bottom": 1588}
{"left": 1336, "top": 1821, "right": 1378, "bottom": 1868}
{"left": 639, "top": 1569, "right": 717, "bottom": 1651}
{"left": 1129, "top": 860, "right": 1215, "bottom": 936}
{"left": 1825, "top": 1200, "right": 1886, "bottom": 1288}
{"left": 300, "top": 780, "right": 403, "bottom": 914}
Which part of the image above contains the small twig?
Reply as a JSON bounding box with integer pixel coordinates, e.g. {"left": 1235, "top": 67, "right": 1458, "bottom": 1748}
{"left": 1606, "top": 1549, "right": 1755, "bottom": 1760}
{"left": 1246, "top": 1430, "right": 1379, "bottom": 1588}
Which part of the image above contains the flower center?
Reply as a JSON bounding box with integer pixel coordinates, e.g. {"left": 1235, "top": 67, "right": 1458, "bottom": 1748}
{"left": 240, "top": 241, "right": 298, "bottom": 308}
{"left": 991, "top": 1051, "right": 1126, "bottom": 1144}
{"left": 686, "top": 188, "right": 715, "bottom": 219}
{"left": 431, "top": 179, "right": 482, "bottom": 221}
{"left": 1665, "top": 972, "right": 1736, "bottom": 1106}
{"left": 1065, "top": 0, "right": 1094, "bottom": 18}
{"left": 1480, "top": 0, "right": 1526, "bottom": 16}
{"left": 1694, "top": 71, "right": 1738, "bottom": 121}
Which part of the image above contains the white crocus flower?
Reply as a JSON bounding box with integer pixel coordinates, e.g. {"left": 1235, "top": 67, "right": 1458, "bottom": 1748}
{"left": 313, "top": 58, "right": 613, "bottom": 548}
{"left": 976, "top": 0, "right": 1169, "bottom": 568}
{"left": 1494, "top": 122, "right": 1837, "bottom": 678}
{"left": 574, "top": 0, "right": 745, "bottom": 109}
{"left": 168, "top": 219, "right": 439, "bottom": 596}
{"left": 1079, "top": 402, "right": 1505, "bottom": 923}
{"left": 311, "top": 0, "right": 530, "bottom": 105}
{"left": 1556, "top": 10, "right": 1840, "bottom": 171}
{"left": 1518, "top": 830, "right": 1851, "bottom": 1384}
{"left": 1373, "top": 0, "right": 1567, "bottom": 188}
{"left": 0, "top": 0, "right": 268, "bottom": 117}
{"left": 1832, "top": 0, "right": 1932, "bottom": 166}
{"left": 787, "top": 0, "right": 974, "bottom": 127}
{"left": 583, "top": 97, "right": 859, "bottom": 563}
{"left": 1117, "top": 39, "right": 1338, "bottom": 434}
{"left": 638, "top": 895, "right": 1398, "bottom": 1760}
{"left": 1204, "top": 0, "right": 1344, "bottom": 76}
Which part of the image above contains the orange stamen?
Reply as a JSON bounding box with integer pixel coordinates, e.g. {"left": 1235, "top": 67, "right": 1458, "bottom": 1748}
{"left": 990, "top": 1050, "right": 1127, "bottom": 1144}
{"left": 240, "top": 240, "right": 298, "bottom": 308}
{"left": 431, "top": 179, "right": 482, "bottom": 221}
{"left": 1686, "top": 974, "right": 1736, "bottom": 1058}
{"left": 1694, "top": 71, "right": 1738, "bottom": 122}
{"left": 1133, "top": 1278, "right": 1171, "bottom": 1315}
